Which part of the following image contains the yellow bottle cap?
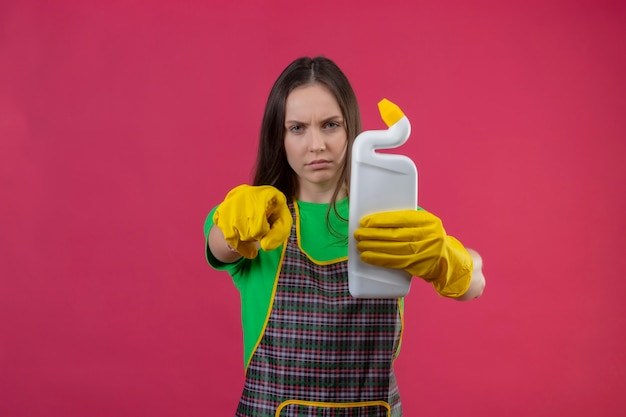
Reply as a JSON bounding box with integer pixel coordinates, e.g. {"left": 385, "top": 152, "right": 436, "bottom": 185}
{"left": 377, "top": 98, "right": 405, "bottom": 127}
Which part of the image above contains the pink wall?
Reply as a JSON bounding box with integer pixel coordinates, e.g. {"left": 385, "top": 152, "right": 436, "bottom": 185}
{"left": 1, "top": 1, "right": 624, "bottom": 416}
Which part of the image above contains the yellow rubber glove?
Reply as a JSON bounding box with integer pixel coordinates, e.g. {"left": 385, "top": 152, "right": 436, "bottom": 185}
{"left": 213, "top": 184, "right": 293, "bottom": 259}
{"left": 354, "top": 210, "right": 473, "bottom": 298}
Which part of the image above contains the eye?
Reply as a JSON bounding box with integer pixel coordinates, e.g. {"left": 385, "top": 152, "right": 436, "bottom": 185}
{"left": 287, "top": 125, "right": 304, "bottom": 134}
{"left": 324, "top": 121, "right": 341, "bottom": 129}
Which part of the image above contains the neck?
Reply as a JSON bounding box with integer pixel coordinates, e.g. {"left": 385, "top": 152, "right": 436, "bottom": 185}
{"left": 297, "top": 183, "right": 347, "bottom": 204}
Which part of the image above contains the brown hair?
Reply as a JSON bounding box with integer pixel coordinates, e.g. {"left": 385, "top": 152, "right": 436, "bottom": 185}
{"left": 253, "top": 56, "right": 362, "bottom": 209}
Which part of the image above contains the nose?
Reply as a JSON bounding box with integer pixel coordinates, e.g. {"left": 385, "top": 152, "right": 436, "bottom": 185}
{"left": 309, "top": 129, "right": 326, "bottom": 152}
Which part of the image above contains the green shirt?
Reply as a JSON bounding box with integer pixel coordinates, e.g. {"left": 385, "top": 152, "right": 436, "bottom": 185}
{"left": 204, "top": 198, "right": 351, "bottom": 367}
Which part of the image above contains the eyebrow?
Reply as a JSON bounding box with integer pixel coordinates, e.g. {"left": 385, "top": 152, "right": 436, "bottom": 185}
{"left": 284, "top": 115, "right": 344, "bottom": 125}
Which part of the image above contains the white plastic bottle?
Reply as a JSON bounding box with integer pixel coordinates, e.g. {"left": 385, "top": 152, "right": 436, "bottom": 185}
{"left": 348, "top": 99, "right": 418, "bottom": 298}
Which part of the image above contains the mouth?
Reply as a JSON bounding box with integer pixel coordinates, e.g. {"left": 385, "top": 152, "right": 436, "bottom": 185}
{"left": 307, "top": 159, "right": 331, "bottom": 169}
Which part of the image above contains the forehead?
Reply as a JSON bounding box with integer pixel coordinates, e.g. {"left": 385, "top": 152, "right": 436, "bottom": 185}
{"left": 285, "top": 84, "right": 342, "bottom": 119}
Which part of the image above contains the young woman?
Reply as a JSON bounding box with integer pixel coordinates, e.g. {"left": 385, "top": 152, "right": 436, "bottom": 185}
{"left": 204, "top": 56, "right": 485, "bottom": 417}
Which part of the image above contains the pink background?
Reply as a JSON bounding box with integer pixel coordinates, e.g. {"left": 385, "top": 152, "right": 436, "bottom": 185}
{"left": 1, "top": 1, "right": 625, "bottom": 416}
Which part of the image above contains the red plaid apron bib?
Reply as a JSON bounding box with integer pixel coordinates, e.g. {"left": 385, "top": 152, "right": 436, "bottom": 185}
{"left": 236, "top": 203, "right": 403, "bottom": 417}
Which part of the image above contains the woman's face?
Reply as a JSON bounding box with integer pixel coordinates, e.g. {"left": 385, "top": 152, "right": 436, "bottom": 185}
{"left": 284, "top": 83, "right": 347, "bottom": 202}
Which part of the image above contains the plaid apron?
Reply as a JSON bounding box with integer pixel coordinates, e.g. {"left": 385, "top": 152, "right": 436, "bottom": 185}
{"left": 235, "top": 203, "right": 403, "bottom": 417}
